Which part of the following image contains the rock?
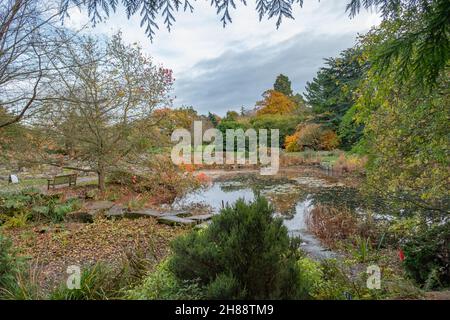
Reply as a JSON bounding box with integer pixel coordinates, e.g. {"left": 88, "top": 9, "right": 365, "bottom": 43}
{"left": 66, "top": 211, "right": 93, "bottom": 223}
{"left": 189, "top": 214, "right": 214, "bottom": 222}
{"left": 106, "top": 205, "right": 125, "bottom": 218}
{"left": 84, "top": 201, "right": 114, "bottom": 213}
{"left": 9, "top": 174, "right": 19, "bottom": 184}
{"left": 125, "top": 209, "right": 163, "bottom": 219}
{"left": 157, "top": 216, "right": 196, "bottom": 226}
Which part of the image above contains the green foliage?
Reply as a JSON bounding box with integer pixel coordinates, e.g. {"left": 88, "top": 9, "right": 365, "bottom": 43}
{"left": 216, "top": 118, "right": 250, "bottom": 151}
{"left": 353, "top": 236, "right": 372, "bottom": 263}
{"left": 403, "top": 223, "right": 450, "bottom": 290}
{"left": 169, "top": 197, "right": 306, "bottom": 299}
{"left": 207, "top": 112, "right": 220, "bottom": 127}
{"left": 127, "top": 258, "right": 203, "bottom": 300}
{"left": 0, "top": 233, "right": 21, "bottom": 298}
{"left": 0, "top": 189, "right": 80, "bottom": 226}
{"left": 250, "top": 114, "right": 302, "bottom": 147}
{"left": 274, "top": 74, "right": 293, "bottom": 96}
{"left": 348, "top": 0, "right": 449, "bottom": 89}
{"left": 0, "top": 233, "right": 40, "bottom": 299}
{"left": 354, "top": 15, "right": 449, "bottom": 219}
{"left": 296, "top": 257, "right": 323, "bottom": 299}
{"left": 50, "top": 263, "right": 121, "bottom": 300}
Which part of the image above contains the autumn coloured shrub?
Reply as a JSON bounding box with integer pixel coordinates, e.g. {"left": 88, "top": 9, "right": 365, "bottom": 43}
{"left": 320, "top": 130, "right": 340, "bottom": 151}
{"left": 285, "top": 131, "right": 302, "bottom": 152}
{"left": 284, "top": 124, "right": 340, "bottom": 152}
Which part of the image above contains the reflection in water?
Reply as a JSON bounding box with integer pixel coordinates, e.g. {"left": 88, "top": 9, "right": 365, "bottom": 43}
{"left": 173, "top": 176, "right": 356, "bottom": 260}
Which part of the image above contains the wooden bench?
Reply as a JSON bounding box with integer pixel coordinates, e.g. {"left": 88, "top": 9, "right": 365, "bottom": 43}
{"left": 47, "top": 174, "right": 77, "bottom": 190}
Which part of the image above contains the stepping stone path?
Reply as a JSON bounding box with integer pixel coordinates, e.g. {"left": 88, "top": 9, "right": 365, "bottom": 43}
{"left": 189, "top": 214, "right": 214, "bottom": 222}
{"left": 126, "top": 209, "right": 166, "bottom": 219}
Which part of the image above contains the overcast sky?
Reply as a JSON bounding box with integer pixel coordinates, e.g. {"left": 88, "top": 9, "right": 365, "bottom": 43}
{"left": 66, "top": 0, "right": 381, "bottom": 116}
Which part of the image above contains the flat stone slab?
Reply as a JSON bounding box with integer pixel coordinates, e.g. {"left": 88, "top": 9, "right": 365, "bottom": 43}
{"left": 157, "top": 216, "right": 196, "bottom": 226}
{"left": 84, "top": 201, "right": 115, "bottom": 212}
{"left": 189, "top": 214, "right": 214, "bottom": 222}
{"left": 106, "top": 205, "right": 125, "bottom": 218}
{"left": 126, "top": 209, "right": 163, "bottom": 219}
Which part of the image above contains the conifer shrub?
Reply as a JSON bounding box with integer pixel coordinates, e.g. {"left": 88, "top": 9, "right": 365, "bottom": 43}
{"left": 168, "top": 196, "right": 307, "bottom": 299}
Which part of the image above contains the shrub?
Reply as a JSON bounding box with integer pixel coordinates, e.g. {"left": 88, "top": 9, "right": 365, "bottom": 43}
{"left": 285, "top": 124, "right": 339, "bottom": 151}
{"left": 402, "top": 223, "right": 450, "bottom": 289}
{"left": 284, "top": 131, "right": 301, "bottom": 152}
{"left": 0, "top": 233, "right": 21, "bottom": 298}
{"left": 0, "top": 188, "right": 79, "bottom": 226}
{"left": 297, "top": 257, "right": 323, "bottom": 299}
{"left": 169, "top": 196, "right": 306, "bottom": 299}
{"left": 127, "top": 259, "right": 203, "bottom": 300}
{"left": 251, "top": 114, "right": 300, "bottom": 147}
{"left": 0, "top": 233, "right": 40, "bottom": 299}
{"left": 296, "top": 124, "right": 323, "bottom": 150}
{"left": 320, "top": 130, "right": 340, "bottom": 151}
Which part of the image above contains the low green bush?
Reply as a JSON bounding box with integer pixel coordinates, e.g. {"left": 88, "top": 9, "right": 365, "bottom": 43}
{"left": 0, "top": 233, "right": 40, "bottom": 299}
{"left": 0, "top": 233, "right": 21, "bottom": 298}
{"left": 127, "top": 259, "right": 203, "bottom": 300}
{"left": 0, "top": 188, "right": 80, "bottom": 226}
{"left": 50, "top": 263, "right": 122, "bottom": 300}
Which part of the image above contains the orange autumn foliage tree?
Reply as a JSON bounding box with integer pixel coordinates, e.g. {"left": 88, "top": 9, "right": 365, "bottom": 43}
{"left": 256, "top": 90, "right": 296, "bottom": 116}
{"left": 284, "top": 124, "right": 340, "bottom": 151}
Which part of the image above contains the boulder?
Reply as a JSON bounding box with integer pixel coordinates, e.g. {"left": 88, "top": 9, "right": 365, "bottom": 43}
{"left": 106, "top": 205, "right": 125, "bottom": 219}
{"left": 125, "top": 209, "right": 163, "bottom": 219}
{"left": 84, "top": 201, "right": 114, "bottom": 214}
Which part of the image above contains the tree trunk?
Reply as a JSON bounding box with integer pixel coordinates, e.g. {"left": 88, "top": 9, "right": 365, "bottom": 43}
{"left": 98, "top": 168, "right": 106, "bottom": 191}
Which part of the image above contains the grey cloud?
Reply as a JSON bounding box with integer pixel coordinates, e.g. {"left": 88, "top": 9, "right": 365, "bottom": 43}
{"left": 173, "top": 32, "right": 359, "bottom": 115}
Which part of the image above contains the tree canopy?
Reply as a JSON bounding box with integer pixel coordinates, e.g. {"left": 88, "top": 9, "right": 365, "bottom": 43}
{"left": 273, "top": 74, "right": 293, "bottom": 97}
{"left": 305, "top": 47, "right": 367, "bottom": 149}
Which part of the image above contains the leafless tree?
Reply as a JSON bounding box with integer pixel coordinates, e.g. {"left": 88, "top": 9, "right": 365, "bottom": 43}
{"left": 0, "top": 0, "right": 61, "bottom": 129}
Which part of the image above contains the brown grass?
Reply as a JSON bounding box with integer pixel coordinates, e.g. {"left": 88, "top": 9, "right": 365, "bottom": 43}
{"left": 279, "top": 153, "right": 322, "bottom": 167}
{"left": 306, "top": 205, "right": 358, "bottom": 248}
{"left": 333, "top": 154, "right": 367, "bottom": 175}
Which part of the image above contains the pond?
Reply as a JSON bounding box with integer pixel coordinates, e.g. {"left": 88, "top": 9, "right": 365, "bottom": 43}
{"left": 172, "top": 170, "right": 367, "bottom": 260}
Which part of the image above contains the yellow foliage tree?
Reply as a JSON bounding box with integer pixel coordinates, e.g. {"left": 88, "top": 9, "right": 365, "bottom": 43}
{"left": 256, "top": 90, "right": 296, "bottom": 116}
